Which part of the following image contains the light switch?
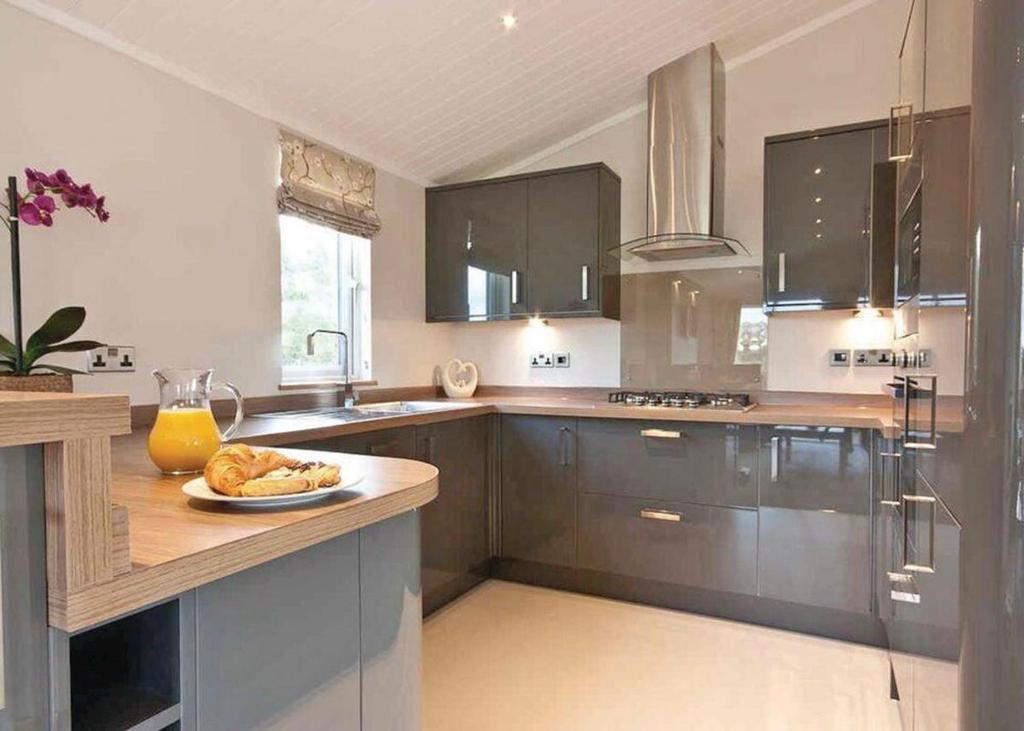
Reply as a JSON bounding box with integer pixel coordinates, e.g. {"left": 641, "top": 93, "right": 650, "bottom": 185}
{"left": 829, "top": 349, "right": 850, "bottom": 367}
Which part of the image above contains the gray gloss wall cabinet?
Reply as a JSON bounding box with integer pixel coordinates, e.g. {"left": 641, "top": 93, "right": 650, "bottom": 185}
{"left": 763, "top": 122, "right": 892, "bottom": 311}
{"left": 425, "top": 180, "right": 529, "bottom": 322}
{"left": 416, "top": 416, "right": 490, "bottom": 615}
{"left": 425, "top": 163, "right": 621, "bottom": 321}
{"left": 500, "top": 415, "right": 577, "bottom": 567}
{"left": 757, "top": 426, "right": 872, "bottom": 614}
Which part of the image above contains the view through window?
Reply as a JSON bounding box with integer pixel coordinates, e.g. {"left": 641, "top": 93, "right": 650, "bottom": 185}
{"left": 280, "top": 215, "right": 371, "bottom": 381}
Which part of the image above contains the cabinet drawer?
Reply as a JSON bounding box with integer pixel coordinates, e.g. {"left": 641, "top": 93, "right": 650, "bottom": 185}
{"left": 335, "top": 426, "right": 417, "bottom": 459}
{"left": 576, "top": 419, "right": 757, "bottom": 507}
{"left": 577, "top": 493, "right": 756, "bottom": 595}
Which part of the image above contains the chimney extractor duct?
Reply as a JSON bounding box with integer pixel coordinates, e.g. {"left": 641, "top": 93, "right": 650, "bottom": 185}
{"left": 612, "top": 44, "right": 749, "bottom": 261}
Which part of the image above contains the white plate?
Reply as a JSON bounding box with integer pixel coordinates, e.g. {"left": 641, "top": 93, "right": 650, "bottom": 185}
{"left": 182, "top": 464, "right": 364, "bottom": 507}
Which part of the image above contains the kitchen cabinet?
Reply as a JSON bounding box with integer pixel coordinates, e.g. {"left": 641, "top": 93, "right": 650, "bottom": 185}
{"left": 757, "top": 425, "right": 872, "bottom": 614}
{"left": 416, "top": 416, "right": 490, "bottom": 615}
{"left": 500, "top": 415, "right": 577, "bottom": 567}
{"left": 425, "top": 163, "right": 621, "bottom": 322}
{"left": 577, "top": 419, "right": 757, "bottom": 508}
{"left": 577, "top": 494, "right": 757, "bottom": 595}
{"left": 763, "top": 122, "right": 892, "bottom": 311}
{"left": 426, "top": 180, "right": 529, "bottom": 321}
{"left": 335, "top": 425, "right": 417, "bottom": 458}
{"left": 526, "top": 167, "right": 621, "bottom": 317}
{"left": 0, "top": 446, "right": 51, "bottom": 731}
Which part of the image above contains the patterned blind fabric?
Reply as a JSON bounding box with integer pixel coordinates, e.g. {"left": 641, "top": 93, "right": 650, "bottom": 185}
{"left": 277, "top": 131, "right": 381, "bottom": 238}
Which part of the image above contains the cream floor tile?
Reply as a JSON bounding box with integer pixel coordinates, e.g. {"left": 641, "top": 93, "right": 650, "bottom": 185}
{"left": 423, "top": 581, "right": 902, "bottom": 731}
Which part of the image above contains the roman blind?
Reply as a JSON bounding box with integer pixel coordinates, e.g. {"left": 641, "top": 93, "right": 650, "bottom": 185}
{"left": 277, "top": 131, "right": 381, "bottom": 238}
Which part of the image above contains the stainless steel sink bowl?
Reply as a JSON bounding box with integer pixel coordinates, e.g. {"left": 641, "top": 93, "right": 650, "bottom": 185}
{"left": 253, "top": 401, "right": 465, "bottom": 421}
{"left": 354, "top": 401, "right": 466, "bottom": 414}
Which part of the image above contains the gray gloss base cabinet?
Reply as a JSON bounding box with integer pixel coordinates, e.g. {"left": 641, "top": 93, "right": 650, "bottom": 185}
{"left": 500, "top": 415, "right": 576, "bottom": 567}
{"left": 497, "top": 416, "right": 879, "bottom": 645}
{"left": 295, "top": 418, "right": 490, "bottom": 618}
{"left": 757, "top": 426, "right": 872, "bottom": 614}
{"left": 49, "top": 511, "right": 422, "bottom": 731}
{"left": 414, "top": 417, "right": 490, "bottom": 616}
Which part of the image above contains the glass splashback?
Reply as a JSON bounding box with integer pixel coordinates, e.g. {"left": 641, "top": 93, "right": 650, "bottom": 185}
{"left": 620, "top": 267, "right": 766, "bottom": 391}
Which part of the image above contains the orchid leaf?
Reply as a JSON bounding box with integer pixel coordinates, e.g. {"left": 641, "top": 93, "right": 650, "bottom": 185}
{"left": 25, "top": 307, "right": 86, "bottom": 352}
{"left": 23, "top": 340, "right": 104, "bottom": 370}
{"left": 28, "top": 363, "right": 87, "bottom": 376}
{"left": 0, "top": 334, "right": 15, "bottom": 359}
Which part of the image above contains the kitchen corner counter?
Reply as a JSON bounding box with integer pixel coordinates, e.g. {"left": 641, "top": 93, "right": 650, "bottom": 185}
{"left": 54, "top": 432, "right": 438, "bottom": 632}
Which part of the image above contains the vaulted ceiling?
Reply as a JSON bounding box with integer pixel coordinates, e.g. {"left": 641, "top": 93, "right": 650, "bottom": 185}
{"left": 13, "top": 0, "right": 868, "bottom": 183}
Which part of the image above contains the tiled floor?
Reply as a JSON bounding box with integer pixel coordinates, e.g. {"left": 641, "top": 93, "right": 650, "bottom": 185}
{"left": 423, "top": 581, "right": 902, "bottom": 731}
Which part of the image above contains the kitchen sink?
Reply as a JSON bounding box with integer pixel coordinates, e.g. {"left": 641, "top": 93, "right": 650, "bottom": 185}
{"left": 353, "top": 400, "right": 466, "bottom": 414}
{"left": 253, "top": 400, "right": 465, "bottom": 421}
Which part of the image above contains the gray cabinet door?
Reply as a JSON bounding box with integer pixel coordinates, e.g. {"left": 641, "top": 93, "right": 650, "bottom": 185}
{"left": 919, "top": 109, "right": 970, "bottom": 307}
{"left": 577, "top": 493, "right": 757, "bottom": 595}
{"left": 577, "top": 419, "right": 757, "bottom": 508}
{"left": 195, "top": 534, "right": 362, "bottom": 730}
{"left": 425, "top": 181, "right": 528, "bottom": 321}
{"left": 416, "top": 417, "right": 489, "bottom": 615}
{"left": 764, "top": 127, "right": 876, "bottom": 310}
{"left": 0, "top": 446, "right": 49, "bottom": 731}
{"left": 527, "top": 169, "right": 601, "bottom": 316}
{"left": 758, "top": 425, "right": 872, "bottom": 614}
{"left": 335, "top": 426, "right": 417, "bottom": 459}
{"left": 500, "top": 415, "right": 577, "bottom": 567}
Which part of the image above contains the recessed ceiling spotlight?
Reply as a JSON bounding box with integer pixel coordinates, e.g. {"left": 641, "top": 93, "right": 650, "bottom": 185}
{"left": 500, "top": 12, "right": 518, "bottom": 30}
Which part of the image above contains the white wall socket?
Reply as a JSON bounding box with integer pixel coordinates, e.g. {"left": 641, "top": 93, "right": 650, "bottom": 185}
{"left": 87, "top": 345, "right": 136, "bottom": 372}
{"left": 530, "top": 352, "right": 554, "bottom": 368}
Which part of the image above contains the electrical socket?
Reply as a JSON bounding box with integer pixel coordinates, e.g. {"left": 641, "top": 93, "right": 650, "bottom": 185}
{"left": 853, "top": 349, "right": 893, "bottom": 367}
{"left": 87, "top": 345, "right": 136, "bottom": 373}
{"left": 529, "top": 352, "right": 554, "bottom": 368}
{"left": 553, "top": 352, "right": 570, "bottom": 368}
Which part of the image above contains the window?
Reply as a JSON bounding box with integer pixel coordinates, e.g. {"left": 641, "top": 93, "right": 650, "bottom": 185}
{"left": 280, "top": 215, "right": 371, "bottom": 382}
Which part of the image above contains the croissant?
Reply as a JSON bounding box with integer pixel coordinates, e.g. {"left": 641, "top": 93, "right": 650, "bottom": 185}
{"left": 203, "top": 444, "right": 301, "bottom": 497}
{"left": 204, "top": 445, "right": 341, "bottom": 498}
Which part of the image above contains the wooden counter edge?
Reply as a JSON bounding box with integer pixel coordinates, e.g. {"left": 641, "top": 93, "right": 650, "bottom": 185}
{"left": 0, "top": 392, "right": 130, "bottom": 448}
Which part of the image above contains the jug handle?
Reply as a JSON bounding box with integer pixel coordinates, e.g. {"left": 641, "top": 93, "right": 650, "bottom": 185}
{"left": 211, "top": 381, "right": 245, "bottom": 441}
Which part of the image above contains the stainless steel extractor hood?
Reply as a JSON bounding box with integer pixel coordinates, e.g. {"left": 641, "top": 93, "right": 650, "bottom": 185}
{"left": 613, "top": 44, "right": 749, "bottom": 261}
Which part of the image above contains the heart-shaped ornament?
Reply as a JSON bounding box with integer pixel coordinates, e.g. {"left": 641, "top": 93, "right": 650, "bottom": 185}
{"left": 441, "top": 359, "right": 479, "bottom": 398}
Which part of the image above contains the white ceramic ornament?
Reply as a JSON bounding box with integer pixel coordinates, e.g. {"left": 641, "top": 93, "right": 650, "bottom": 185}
{"left": 441, "top": 359, "right": 479, "bottom": 398}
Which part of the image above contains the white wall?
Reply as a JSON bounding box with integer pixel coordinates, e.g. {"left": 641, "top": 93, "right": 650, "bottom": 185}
{"left": 453, "top": 0, "right": 960, "bottom": 394}
{"left": 0, "top": 3, "right": 452, "bottom": 404}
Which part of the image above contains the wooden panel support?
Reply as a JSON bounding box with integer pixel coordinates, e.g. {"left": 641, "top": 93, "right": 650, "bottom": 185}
{"left": 43, "top": 437, "right": 129, "bottom": 597}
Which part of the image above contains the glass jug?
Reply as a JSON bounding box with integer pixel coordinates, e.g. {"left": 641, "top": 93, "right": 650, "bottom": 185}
{"left": 147, "top": 368, "right": 244, "bottom": 474}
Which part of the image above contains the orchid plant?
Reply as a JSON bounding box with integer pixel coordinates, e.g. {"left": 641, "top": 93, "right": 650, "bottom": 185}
{"left": 1, "top": 168, "right": 110, "bottom": 377}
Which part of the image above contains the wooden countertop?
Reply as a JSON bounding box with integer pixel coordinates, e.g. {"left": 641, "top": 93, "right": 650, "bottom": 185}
{"left": 226, "top": 395, "right": 964, "bottom": 443}
{"left": 54, "top": 433, "right": 438, "bottom": 631}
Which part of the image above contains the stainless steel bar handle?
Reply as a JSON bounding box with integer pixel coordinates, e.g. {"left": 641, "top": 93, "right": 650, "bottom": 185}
{"left": 581, "top": 265, "right": 590, "bottom": 301}
{"left": 511, "top": 270, "right": 520, "bottom": 305}
{"left": 770, "top": 436, "right": 780, "bottom": 482}
{"left": 558, "top": 426, "right": 571, "bottom": 467}
{"left": 902, "top": 493, "right": 938, "bottom": 574}
{"left": 903, "top": 375, "right": 939, "bottom": 451}
{"left": 778, "top": 253, "right": 786, "bottom": 292}
{"left": 640, "top": 428, "right": 681, "bottom": 439}
{"left": 878, "top": 450, "right": 902, "bottom": 506}
{"left": 639, "top": 508, "right": 682, "bottom": 523}
{"left": 465, "top": 219, "right": 473, "bottom": 250}
{"left": 888, "top": 102, "right": 914, "bottom": 161}
{"left": 888, "top": 571, "right": 921, "bottom": 604}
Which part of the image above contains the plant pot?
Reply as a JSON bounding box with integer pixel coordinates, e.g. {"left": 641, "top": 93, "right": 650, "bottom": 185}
{"left": 0, "top": 373, "right": 74, "bottom": 393}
